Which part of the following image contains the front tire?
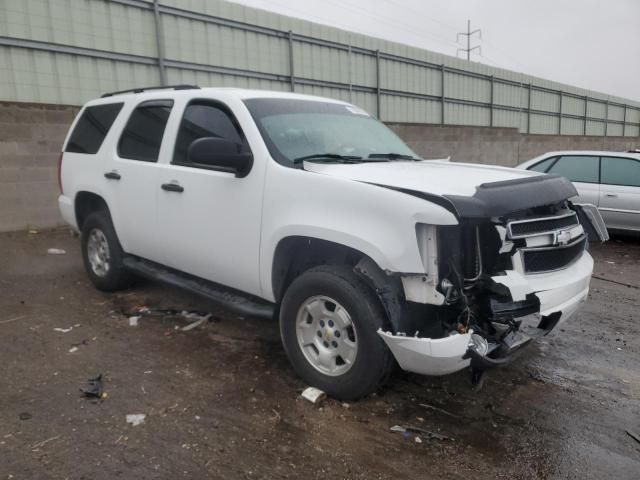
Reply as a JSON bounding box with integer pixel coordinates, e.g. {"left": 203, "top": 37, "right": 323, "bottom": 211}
{"left": 81, "top": 211, "right": 132, "bottom": 291}
{"left": 279, "top": 265, "right": 393, "bottom": 400}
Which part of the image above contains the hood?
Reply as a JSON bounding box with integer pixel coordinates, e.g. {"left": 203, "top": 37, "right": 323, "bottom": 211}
{"left": 303, "top": 160, "right": 578, "bottom": 219}
{"left": 303, "top": 160, "right": 538, "bottom": 196}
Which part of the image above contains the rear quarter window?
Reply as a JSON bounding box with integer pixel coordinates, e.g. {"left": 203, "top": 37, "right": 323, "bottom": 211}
{"left": 65, "top": 103, "right": 124, "bottom": 154}
{"left": 118, "top": 100, "right": 173, "bottom": 162}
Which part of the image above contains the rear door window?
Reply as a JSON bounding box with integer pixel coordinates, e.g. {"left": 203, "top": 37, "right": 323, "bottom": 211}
{"left": 118, "top": 100, "right": 173, "bottom": 162}
{"left": 601, "top": 157, "right": 640, "bottom": 187}
{"left": 547, "top": 155, "right": 599, "bottom": 183}
{"left": 65, "top": 103, "right": 123, "bottom": 154}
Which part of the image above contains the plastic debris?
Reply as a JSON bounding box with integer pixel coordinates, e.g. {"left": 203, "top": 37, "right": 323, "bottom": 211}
{"left": 390, "top": 425, "right": 450, "bottom": 441}
{"left": 124, "top": 307, "right": 214, "bottom": 331}
{"left": 80, "top": 374, "right": 104, "bottom": 399}
{"left": 68, "top": 346, "right": 79, "bottom": 353}
{"left": 54, "top": 327, "right": 74, "bottom": 334}
{"left": 181, "top": 313, "right": 212, "bottom": 331}
{"left": 126, "top": 414, "right": 146, "bottom": 427}
{"left": 414, "top": 436, "right": 423, "bottom": 444}
{"left": 301, "top": 386, "right": 326, "bottom": 404}
{"left": 47, "top": 248, "right": 66, "bottom": 255}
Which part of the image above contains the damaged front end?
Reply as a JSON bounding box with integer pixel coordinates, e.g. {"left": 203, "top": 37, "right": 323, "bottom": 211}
{"left": 377, "top": 195, "right": 607, "bottom": 383}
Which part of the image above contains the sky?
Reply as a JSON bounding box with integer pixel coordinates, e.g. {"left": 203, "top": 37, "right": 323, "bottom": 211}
{"left": 227, "top": 0, "right": 640, "bottom": 102}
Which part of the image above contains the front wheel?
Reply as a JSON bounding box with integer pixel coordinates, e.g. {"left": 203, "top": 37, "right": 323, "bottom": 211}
{"left": 279, "top": 265, "right": 393, "bottom": 400}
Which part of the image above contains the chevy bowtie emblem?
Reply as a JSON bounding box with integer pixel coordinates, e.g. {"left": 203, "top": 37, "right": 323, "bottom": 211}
{"left": 555, "top": 230, "right": 571, "bottom": 246}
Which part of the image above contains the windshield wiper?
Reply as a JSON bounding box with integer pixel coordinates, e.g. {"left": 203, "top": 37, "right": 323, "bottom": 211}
{"left": 293, "top": 153, "right": 364, "bottom": 164}
{"left": 368, "top": 153, "right": 421, "bottom": 161}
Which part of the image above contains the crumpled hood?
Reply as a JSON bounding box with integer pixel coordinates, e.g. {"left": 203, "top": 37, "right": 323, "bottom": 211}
{"left": 302, "top": 160, "right": 541, "bottom": 197}
{"left": 304, "top": 160, "right": 578, "bottom": 219}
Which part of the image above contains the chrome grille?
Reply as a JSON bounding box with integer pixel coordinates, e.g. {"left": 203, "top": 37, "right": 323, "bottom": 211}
{"left": 508, "top": 212, "right": 579, "bottom": 239}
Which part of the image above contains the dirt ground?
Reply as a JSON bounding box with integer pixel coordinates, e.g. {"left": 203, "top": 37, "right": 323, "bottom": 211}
{"left": 1, "top": 229, "right": 639, "bottom": 479}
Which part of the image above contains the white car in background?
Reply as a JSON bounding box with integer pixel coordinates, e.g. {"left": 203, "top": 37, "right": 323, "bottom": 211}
{"left": 517, "top": 151, "right": 640, "bottom": 232}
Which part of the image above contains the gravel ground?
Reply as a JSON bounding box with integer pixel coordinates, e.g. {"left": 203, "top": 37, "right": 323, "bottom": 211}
{"left": 1, "top": 229, "right": 639, "bottom": 479}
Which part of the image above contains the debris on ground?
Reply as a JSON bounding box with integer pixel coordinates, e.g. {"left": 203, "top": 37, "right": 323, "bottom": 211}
{"left": 301, "top": 386, "right": 326, "bottom": 404}
{"left": 626, "top": 429, "right": 640, "bottom": 445}
{"left": 390, "top": 424, "right": 450, "bottom": 441}
{"left": 47, "top": 248, "right": 66, "bottom": 255}
{"left": 19, "top": 412, "right": 32, "bottom": 420}
{"left": 54, "top": 325, "right": 79, "bottom": 334}
{"left": 181, "top": 313, "right": 212, "bottom": 331}
{"left": 414, "top": 436, "right": 423, "bottom": 444}
{"left": 123, "top": 307, "right": 214, "bottom": 331}
{"left": 68, "top": 346, "right": 79, "bottom": 353}
{"left": 0, "top": 315, "right": 27, "bottom": 325}
{"left": 419, "top": 402, "right": 463, "bottom": 419}
{"left": 31, "top": 435, "right": 61, "bottom": 450}
{"left": 80, "top": 374, "right": 105, "bottom": 399}
{"left": 126, "top": 414, "right": 146, "bottom": 426}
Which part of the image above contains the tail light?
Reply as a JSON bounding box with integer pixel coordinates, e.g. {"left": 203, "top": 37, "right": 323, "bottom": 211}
{"left": 57, "top": 152, "right": 64, "bottom": 194}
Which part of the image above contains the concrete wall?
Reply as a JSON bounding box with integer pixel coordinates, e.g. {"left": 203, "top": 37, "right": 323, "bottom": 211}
{"left": 388, "top": 123, "right": 640, "bottom": 167}
{"left": 0, "top": 101, "right": 79, "bottom": 232}
{"left": 0, "top": 102, "right": 638, "bottom": 232}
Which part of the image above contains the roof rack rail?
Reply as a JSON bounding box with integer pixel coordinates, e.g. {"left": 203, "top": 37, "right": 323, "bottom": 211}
{"left": 101, "top": 84, "right": 200, "bottom": 98}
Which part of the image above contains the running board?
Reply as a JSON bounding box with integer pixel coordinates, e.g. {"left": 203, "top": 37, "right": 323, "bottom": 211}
{"left": 122, "top": 256, "right": 275, "bottom": 319}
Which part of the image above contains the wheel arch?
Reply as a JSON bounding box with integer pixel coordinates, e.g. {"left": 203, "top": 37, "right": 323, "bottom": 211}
{"left": 270, "top": 236, "right": 408, "bottom": 332}
{"left": 74, "top": 191, "right": 111, "bottom": 231}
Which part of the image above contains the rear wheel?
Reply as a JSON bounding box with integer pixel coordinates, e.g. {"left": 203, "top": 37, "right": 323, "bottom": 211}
{"left": 81, "top": 211, "right": 132, "bottom": 291}
{"left": 279, "top": 265, "right": 393, "bottom": 400}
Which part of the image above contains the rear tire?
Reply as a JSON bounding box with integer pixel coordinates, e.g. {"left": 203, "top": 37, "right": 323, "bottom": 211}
{"left": 81, "top": 211, "right": 132, "bottom": 291}
{"left": 279, "top": 265, "right": 393, "bottom": 400}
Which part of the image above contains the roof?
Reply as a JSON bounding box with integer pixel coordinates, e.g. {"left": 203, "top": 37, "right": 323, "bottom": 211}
{"left": 88, "top": 86, "right": 350, "bottom": 107}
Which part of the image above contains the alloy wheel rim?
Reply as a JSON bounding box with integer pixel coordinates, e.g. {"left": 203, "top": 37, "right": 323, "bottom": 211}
{"left": 87, "top": 228, "right": 111, "bottom": 277}
{"left": 295, "top": 295, "right": 358, "bottom": 376}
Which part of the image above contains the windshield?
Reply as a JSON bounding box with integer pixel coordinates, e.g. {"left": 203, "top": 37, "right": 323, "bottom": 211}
{"left": 243, "top": 98, "right": 419, "bottom": 166}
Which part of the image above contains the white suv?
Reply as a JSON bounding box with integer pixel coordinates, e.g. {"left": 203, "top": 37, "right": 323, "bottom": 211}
{"left": 58, "top": 86, "right": 607, "bottom": 399}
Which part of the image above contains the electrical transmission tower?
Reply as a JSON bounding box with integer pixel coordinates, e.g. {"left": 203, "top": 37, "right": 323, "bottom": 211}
{"left": 456, "top": 20, "right": 482, "bottom": 61}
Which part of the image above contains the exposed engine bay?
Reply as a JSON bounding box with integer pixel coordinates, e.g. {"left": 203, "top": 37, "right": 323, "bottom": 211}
{"left": 375, "top": 199, "right": 607, "bottom": 384}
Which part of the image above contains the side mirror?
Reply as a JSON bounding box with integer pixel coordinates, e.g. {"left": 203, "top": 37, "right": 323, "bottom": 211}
{"left": 187, "top": 137, "right": 253, "bottom": 177}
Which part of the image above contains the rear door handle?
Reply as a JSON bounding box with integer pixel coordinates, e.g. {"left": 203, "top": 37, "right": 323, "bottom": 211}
{"left": 104, "top": 171, "right": 121, "bottom": 180}
{"left": 161, "top": 183, "right": 184, "bottom": 193}
{"left": 605, "top": 193, "right": 618, "bottom": 198}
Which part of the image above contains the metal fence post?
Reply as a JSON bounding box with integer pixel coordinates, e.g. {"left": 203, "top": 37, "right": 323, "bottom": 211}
{"left": 348, "top": 41, "right": 353, "bottom": 102}
{"left": 583, "top": 96, "right": 588, "bottom": 135}
{"left": 489, "top": 75, "right": 494, "bottom": 127}
{"left": 527, "top": 84, "right": 532, "bottom": 134}
{"left": 152, "top": 0, "right": 167, "bottom": 86}
{"left": 441, "top": 64, "right": 445, "bottom": 125}
{"left": 376, "top": 49, "right": 381, "bottom": 119}
{"left": 288, "top": 30, "right": 295, "bottom": 92}
{"left": 558, "top": 91, "right": 563, "bottom": 135}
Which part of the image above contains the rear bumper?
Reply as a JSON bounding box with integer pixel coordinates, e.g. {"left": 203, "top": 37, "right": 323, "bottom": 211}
{"left": 378, "top": 251, "right": 592, "bottom": 376}
{"left": 58, "top": 194, "right": 78, "bottom": 231}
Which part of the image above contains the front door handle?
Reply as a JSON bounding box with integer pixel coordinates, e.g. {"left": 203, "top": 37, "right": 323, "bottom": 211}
{"left": 161, "top": 183, "right": 184, "bottom": 193}
{"left": 605, "top": 193, "right": 618, "bottom": 198}
{"left": 104, "top": 171, "right": 121, "bottom": 180}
